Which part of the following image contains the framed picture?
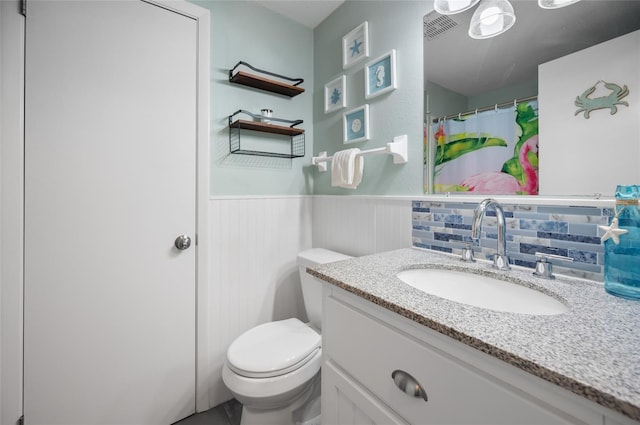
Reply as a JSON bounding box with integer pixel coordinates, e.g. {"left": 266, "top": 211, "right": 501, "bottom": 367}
{"left": 324, "top": 75, "right": 347, "bottom": 114}
{"left": 365, "top": 49, "right": 397, "bottom": 99}
{"left": 342, "top": 22, "right": 369, "bottom": 69}
{"left": 343, "top": 104, "right": 370, "bottom": 144}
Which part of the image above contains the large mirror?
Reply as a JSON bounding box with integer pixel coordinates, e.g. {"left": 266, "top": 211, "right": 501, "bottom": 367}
{"left": 424, "top": 0, "right": 640, "bottom": 198}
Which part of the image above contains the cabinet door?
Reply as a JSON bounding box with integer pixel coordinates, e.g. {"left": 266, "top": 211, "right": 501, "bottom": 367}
{"left": 325, "top": 296, "right": 585, "bottom": 425}
{"left": 323, "top": 361, "right": 408, "bottom": 425}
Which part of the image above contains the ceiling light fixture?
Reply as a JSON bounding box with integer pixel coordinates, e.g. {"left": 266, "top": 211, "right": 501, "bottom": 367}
{"left": 434, "top": 0, "right": 581, "bottom": 40}
{"left": 468, "top": 0, "right": 516, "bottom": 39}
{"left": 434, "top": 0, "right": 481, "bottom": 15}
{"left": 538, "top": 0, "right": 581, "bottom": 9}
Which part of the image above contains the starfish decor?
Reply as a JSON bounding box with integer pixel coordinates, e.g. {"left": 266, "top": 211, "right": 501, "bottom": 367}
{"left": 331, "top": 88, "right": 341, "bottom": 105}
{"left": 350, "top": 39, "right": 362, "bottom": 57}
{"left": 599, "top": 213, "right": 628, "bottom": 245}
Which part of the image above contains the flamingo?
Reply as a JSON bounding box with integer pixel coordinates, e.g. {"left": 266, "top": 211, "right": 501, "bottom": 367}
{"left": 460, "top": 136, "right": 538, "bottom": 195}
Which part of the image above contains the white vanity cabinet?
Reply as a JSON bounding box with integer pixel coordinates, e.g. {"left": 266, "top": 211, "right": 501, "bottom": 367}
{"left": 321, "top": 286, "right": 616, "bottom": 425}
{"left": 323, "top": 361, "right": 407, "bottom": 424}
{"left": 606, "top": 415, "right": 640, "bottom": 425}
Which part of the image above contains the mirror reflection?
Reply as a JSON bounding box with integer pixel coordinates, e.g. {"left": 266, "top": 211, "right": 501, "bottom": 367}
{"left": 423, "top": 0, "right": 640, "bottom": 197}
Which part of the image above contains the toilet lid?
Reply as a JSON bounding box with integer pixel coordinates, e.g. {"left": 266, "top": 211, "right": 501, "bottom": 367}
{"left": 227, "top": 318, "right": 321, "bottom": 378}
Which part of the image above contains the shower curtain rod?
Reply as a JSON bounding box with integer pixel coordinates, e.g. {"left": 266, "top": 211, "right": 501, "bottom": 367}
{"left": 431, "top": 95, "right": 538, "bottom": 123}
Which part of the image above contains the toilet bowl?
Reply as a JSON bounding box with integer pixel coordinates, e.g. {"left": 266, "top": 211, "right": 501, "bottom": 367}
{"left": 222, "top": 248, "right": 352, "bottom": 425}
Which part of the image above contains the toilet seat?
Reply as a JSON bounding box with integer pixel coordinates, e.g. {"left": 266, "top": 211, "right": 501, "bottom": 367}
{"left": 227, "top": 318, "right": 321, "bottom": 379}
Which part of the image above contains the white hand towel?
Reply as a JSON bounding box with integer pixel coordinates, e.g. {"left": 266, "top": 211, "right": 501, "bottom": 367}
{"left": 331, "top": 148, "right": 364, "bottom": 189}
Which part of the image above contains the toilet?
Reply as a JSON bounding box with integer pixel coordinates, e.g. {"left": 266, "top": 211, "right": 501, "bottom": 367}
{"left": 222, "top": 248, "right": 352, "bottom": 425}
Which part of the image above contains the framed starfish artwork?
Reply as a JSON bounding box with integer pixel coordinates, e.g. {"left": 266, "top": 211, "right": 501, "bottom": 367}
{"left": 342, "top": 22, "right": 369, "bottom": 69}
{"left": 324, "top": 75, "right": 347, "bottom": 113}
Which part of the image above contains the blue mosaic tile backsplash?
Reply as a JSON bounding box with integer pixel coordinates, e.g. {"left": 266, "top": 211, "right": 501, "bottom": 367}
{"left": 412, "top": 200, "right": 613, "bottom": 282}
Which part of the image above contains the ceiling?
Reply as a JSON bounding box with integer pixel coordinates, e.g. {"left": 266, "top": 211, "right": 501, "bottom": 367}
{"left": 249, "top": 0, "right": 640, "bottom": 97}
{"left": 252, "top": 0, "right": 345, "bottom": 28}
{"left": 424, "top": 0, "right": 640, "bottom": 97}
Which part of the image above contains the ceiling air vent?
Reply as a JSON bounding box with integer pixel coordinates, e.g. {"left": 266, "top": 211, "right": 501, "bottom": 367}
{"left": 424, "top": 12, "right": 459, "bottom": 41}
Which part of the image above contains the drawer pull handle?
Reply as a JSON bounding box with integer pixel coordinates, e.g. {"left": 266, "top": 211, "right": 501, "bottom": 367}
{"left": 391, "top": 369, "right": 428, "bottom": 402}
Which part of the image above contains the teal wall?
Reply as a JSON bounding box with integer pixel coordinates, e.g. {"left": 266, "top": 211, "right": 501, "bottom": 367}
{"left": 194, "top": 0, "right": 429, "bottom": 196}
{"left": 313, "top": 1, "right": 429, "bottom": 195}
{"left": 426, "top": 79, "right": 538, "bottom": 120}
{"left": 194, "top": 1, "right": 314, "bottom": 196}
{"left": 468, "top": 79, "right": 537, "bottom": 110}
{"left": 426, "top": 80, "right": 467, "bottom": 122}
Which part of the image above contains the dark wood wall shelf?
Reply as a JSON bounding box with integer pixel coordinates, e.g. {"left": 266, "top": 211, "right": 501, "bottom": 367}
{"left": 229, "top": 120, "right": 305, "bottom": 137}
{"left": 228, "top": 110, "right": 305, "bottom": 159}
{"left": 229, "top": 61, "right": 305, "bottom": 98}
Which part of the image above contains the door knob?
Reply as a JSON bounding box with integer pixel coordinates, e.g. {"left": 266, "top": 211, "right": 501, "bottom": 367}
{"left": 174, "top": 235, "right": 191, "bottom": 250}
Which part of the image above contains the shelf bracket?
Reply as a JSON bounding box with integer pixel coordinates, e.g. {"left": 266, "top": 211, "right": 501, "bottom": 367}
{"left": 229, "top": 109, "right": 302, "bottom": 128}
{"left": 229, "top": 61, "right": 304, "bottom": 86}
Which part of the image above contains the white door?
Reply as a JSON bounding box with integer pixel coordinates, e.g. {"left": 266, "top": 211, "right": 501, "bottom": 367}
{"left": 24, "top": 1, "right": 197, "bottom": 423}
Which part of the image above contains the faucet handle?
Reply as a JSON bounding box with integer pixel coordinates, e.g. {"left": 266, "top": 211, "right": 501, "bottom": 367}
{"left": 533, "top": 252, "right": 574, "bottom": 279}
{"left": 493, "top": 253, "right": 510, "bottom": 271}
{"left": 460, "top": 242, "right": 476, "bottom": 262}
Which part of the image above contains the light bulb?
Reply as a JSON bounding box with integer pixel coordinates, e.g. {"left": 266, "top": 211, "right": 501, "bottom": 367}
{"left": 468, "top": 0, "right": 516, "bottom": 39}
{"left": 479, "top": 6, "right": 501, "bottom": 26}
{"left": 434, "top": 0, "right": 481, "bottom": 15}
{"left": 538, "top": 0, "right": 581, "bottom": 9}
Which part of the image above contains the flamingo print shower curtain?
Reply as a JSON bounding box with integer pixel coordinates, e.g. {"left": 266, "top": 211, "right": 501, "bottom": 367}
{"left": 432, "top": 101, "right": 539, "bottom": 195}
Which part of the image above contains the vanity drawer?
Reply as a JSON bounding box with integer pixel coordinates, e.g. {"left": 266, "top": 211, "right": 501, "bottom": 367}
{"left": 324, "top": 296, "right": 583, "bottom": 425}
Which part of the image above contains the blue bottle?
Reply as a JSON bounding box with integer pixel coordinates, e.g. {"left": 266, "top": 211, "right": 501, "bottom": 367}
{"left": 604, "top": 184, "right": 640, "bottom": 300}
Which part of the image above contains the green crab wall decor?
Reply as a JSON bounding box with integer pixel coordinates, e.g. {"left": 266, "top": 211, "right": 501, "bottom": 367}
{"left": 574, "top": 80, "right": 630, "bottom": 119}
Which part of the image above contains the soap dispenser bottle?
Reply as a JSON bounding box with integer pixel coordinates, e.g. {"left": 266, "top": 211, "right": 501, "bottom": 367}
{"left": 603, "top": 184, "right": 640, "bottom": 300}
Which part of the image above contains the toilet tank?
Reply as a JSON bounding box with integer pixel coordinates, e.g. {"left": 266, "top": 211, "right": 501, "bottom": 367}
{"left": 297, "top": 248, "right": 352, "bottom": 331}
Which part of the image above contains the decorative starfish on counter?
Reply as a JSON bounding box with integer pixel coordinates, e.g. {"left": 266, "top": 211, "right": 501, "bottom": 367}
{"left": 599, "top": 216, "right": 628, "bottom": 244}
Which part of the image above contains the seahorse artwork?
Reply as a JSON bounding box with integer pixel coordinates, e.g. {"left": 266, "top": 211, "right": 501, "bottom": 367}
{"left": 375, "top": 65, "right": 385, "bottom": 87}
{"left": 574, "top": 80, "right": 630, "bottom": 119}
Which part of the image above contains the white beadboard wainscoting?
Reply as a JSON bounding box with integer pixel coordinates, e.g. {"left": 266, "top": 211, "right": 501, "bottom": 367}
{"left": 206, "top": 195, "right": 412, "bottom": 407}
{"left": 208, "top": 196, "right": 313, "bottom": 405}
{"left": 312, "top": 196, "right": 413, "bottom": 257}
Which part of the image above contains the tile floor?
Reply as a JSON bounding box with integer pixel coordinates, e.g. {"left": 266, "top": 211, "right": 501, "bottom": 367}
{"left": 173, "top": 399, "right": 242, "bottom": 425}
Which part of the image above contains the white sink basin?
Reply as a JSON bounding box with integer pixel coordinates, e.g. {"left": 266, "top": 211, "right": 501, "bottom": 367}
{"left": 396, "top": 268, "right": 568, "bottom": 315}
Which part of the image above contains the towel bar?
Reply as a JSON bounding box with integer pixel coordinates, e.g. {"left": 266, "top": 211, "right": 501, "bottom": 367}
{"left": 312, "top": 135, "right": 408, "bottom": 172}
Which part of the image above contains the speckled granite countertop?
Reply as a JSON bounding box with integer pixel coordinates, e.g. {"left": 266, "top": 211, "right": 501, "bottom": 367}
{"left": 309, "top": 248, "right": 640, "bottom": 422}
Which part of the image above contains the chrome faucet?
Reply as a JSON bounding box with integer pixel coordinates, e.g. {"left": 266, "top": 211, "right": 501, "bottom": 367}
{"left": 471, "top": 198, "right": 510, "bottom": 270}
